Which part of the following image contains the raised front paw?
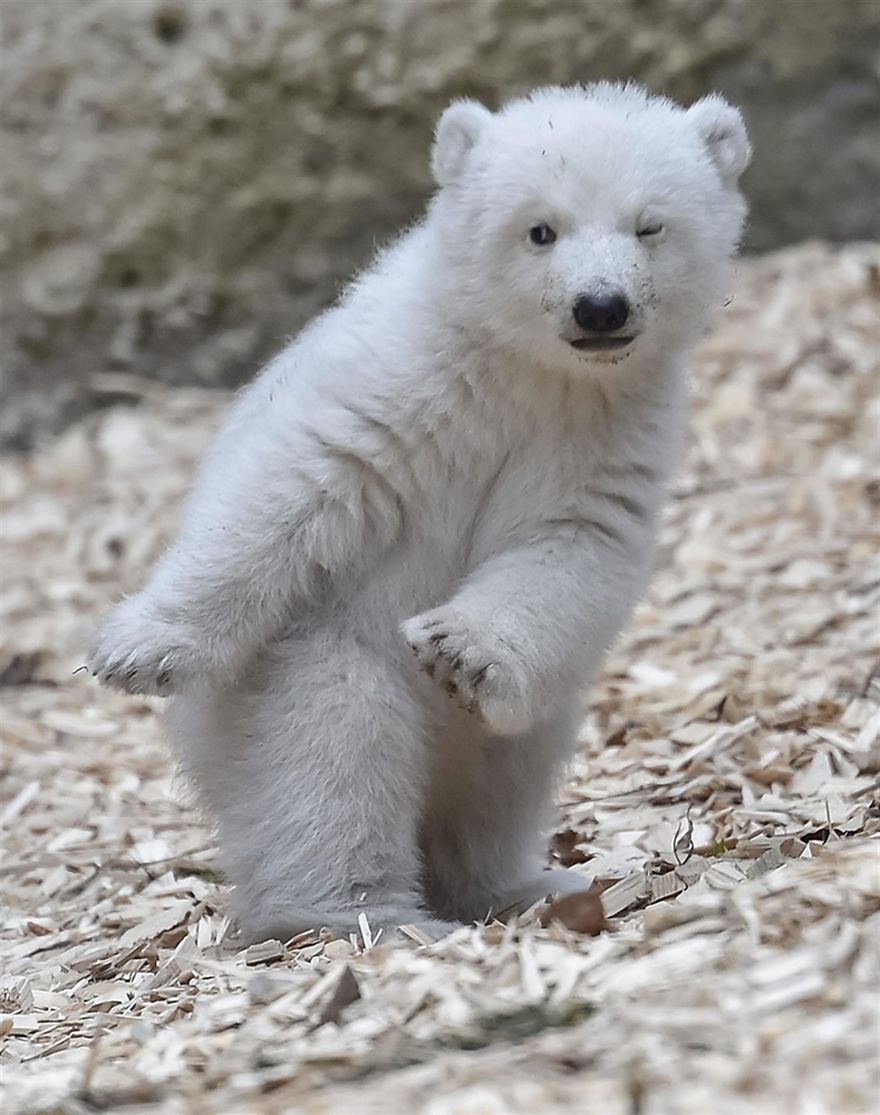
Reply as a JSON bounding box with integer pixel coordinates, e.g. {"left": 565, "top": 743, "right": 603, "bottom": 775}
{"left": 88, "top": 596, "right": 200, "bottom": 696}
{"left": 401, "top": 606, "right": 531, "bottom": 735}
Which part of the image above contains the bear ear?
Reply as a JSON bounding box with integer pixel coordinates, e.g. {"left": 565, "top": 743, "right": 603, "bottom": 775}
{"left": 687, "top": 95, "right": 752, "bottom": 184}
{"left": 431, "top": 99, "right": 493, "bottom": 187}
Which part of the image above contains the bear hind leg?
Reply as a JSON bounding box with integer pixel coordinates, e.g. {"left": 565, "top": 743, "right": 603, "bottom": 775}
{"left": 168, "top": 631, "right": 461, "bottom": 943}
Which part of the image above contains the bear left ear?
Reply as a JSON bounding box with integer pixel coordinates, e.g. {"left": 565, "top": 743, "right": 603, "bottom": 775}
{"left": 431, "top": 99, "right": 493, "bottom": 187}
{"left": 687, "top": 95, "right": 751, "bottom": 184}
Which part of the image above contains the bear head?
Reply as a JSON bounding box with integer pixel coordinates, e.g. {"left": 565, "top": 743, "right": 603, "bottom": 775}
{"left": 429, "top": 83, "right": 751, "bottom": 375}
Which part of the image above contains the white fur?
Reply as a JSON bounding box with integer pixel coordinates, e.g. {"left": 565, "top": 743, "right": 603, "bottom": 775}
{"left": 90, "top": 83, "right": 749, "bottom": 942}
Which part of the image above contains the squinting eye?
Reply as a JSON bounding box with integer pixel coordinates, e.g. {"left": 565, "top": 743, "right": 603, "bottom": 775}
{"left": 529, "top": 223, "right": 557, "bottom": 246}
{"left": 637, "top": 222, "right": 664, "bottom": 239}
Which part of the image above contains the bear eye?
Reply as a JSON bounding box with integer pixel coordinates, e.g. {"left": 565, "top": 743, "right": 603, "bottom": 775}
{"left": 529, "top": 223, "right": 557, "bottom": 246}
{"left": 637, "top": 221, "right": 664, "bottom": 239}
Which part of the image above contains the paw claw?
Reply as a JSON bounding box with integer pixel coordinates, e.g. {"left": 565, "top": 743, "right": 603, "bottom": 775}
{"left": 470, "top": 662, "right": 492, "bottom": 686}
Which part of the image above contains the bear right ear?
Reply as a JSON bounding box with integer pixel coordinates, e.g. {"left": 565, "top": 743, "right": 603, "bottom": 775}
{"left": 431, "top": 100, "right": 493, "bottom": 187}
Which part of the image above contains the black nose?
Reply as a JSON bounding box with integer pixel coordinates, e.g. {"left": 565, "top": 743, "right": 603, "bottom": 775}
{"left": 573, "top": 292, "right": 630, "bottom": 333}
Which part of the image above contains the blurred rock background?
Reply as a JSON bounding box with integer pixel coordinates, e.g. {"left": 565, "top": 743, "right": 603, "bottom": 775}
{"left": 1, "top": 0, "right": 878, "bottom": 449}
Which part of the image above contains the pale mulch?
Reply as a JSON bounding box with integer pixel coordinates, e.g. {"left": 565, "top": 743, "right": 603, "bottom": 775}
{"left": 1, "top": 242, "right": 879, "bottom": 1115}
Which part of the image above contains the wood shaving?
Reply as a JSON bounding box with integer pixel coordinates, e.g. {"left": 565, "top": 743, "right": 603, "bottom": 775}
{"left": 1, "top": 243, "right": 879, "bottom": 1114}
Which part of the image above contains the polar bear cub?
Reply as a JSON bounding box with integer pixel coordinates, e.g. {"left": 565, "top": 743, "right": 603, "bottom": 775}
{"left": 90, "top": 83, "right": 750, "bottom": 942}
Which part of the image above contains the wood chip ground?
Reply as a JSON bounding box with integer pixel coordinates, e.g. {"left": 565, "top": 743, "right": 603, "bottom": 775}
{"left": 2, "top": 243, "right": 879, "bottom": 1114}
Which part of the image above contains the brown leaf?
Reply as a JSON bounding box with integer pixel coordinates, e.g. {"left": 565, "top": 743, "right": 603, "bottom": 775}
{"left": 315, "top": 964, "right": 361, "bottom": 1027}
{"left": 605, "top": 725, "right": 628, "bottom": 747}
{"left": 551, "top": 828, "right": 591, "bottom": 867}
{"left": 539, "top": 886, "right": 608, "bottom": 936}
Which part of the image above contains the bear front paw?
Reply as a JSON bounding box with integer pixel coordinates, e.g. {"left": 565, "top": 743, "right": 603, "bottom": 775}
{"left": 88, "top": 596, "right": 200, "bottom": 696}
{"left": 401, "top": 607, "right": 531, "bottom": 735}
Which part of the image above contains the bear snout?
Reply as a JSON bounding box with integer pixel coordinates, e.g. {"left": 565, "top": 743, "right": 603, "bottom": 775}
{"left": 572, "top": 291, "right": 631, "bottom": 333}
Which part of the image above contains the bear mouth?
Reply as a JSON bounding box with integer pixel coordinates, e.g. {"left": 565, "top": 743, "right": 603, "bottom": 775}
{"left": 569, "top": 336, "right": 635, "bottom": 352}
